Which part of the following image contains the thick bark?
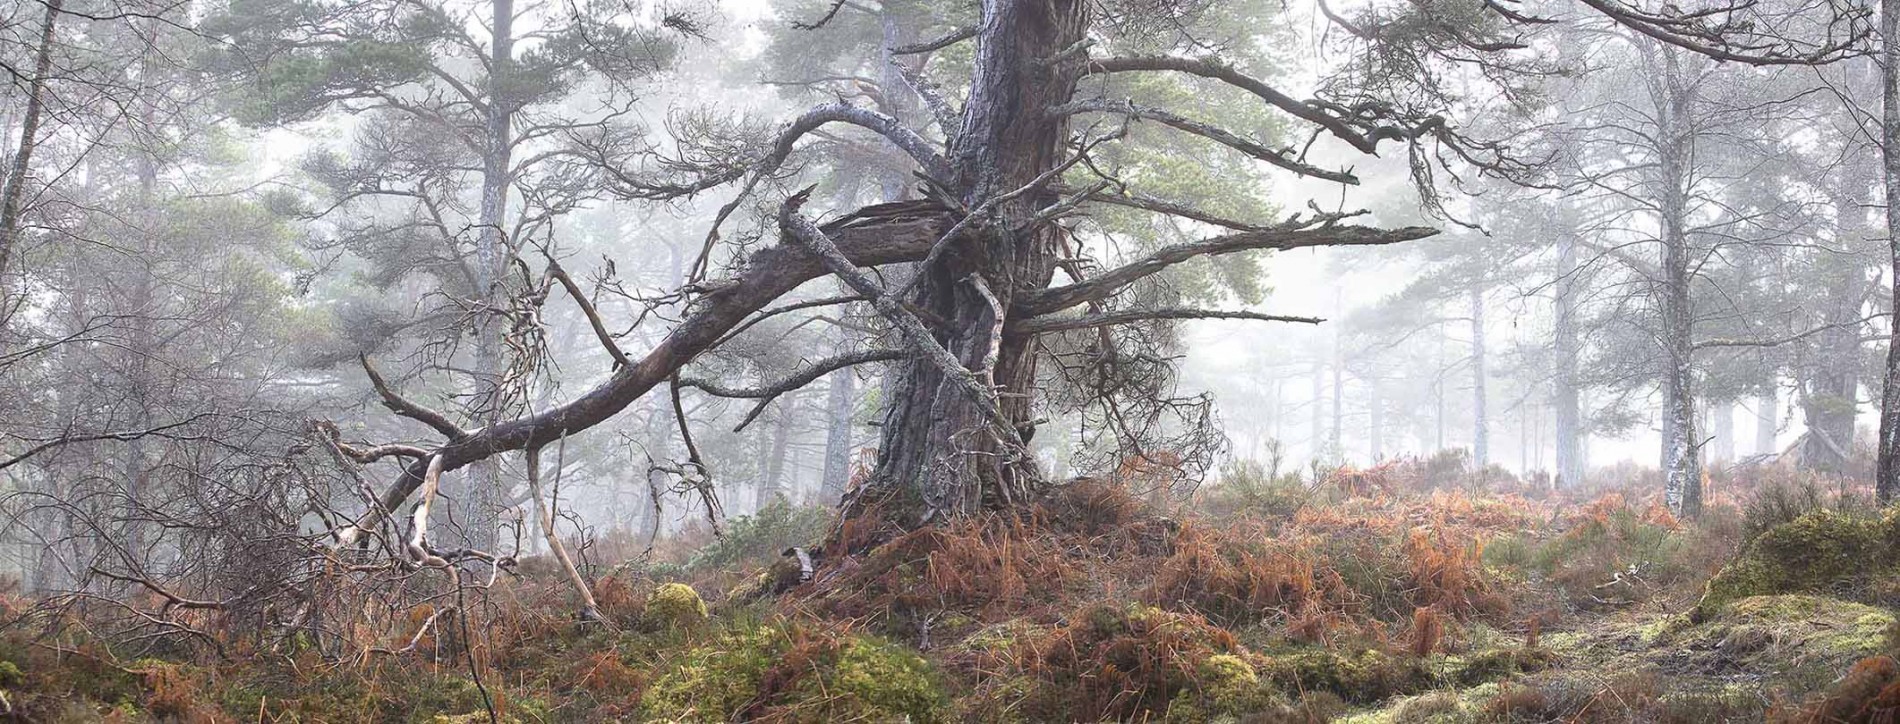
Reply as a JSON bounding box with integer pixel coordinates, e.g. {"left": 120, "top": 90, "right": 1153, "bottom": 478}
{"left": 1553, "top": 234, "right": 1585, "bottom": 488}
{"left": 858, "top": 0, "right": 1090, "bottom": 520}
{"left": 1880, "top": 0, "right": 1900, "bottom": 505}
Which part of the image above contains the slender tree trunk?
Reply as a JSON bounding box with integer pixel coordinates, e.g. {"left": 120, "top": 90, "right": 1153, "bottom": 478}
{"left": 762, "top": 391, "right": 797, "bottom": 503}
{"left": 1879, "top": 0, "right": 1900, "bottom": 504}
{"left": 0, "top": 0, "right": 60, "bottom": 287}
{"left": 1711, "top": 402, "right": 1735, "bottom": 463}
{"left": 1757, "top": 387, "right": 1779, "bottom": 457}
{"left": 820, "top": 363, "right": 856, "bottom": 503}
{"left": 1311, "top": 355, "right": 1325, "bottom": 459}
{"left": 1554, "top": 234, "right": 1584, "bottom": 488}
{"left": 1330, "top": 335, "right": 1344, "bottom": 457}
{"left": 1369, "top": 383, "right": 1383, "bottom": 460}
{"left": 1658, "top": 69, "right": 1702, "bottom": 517}
{"left": 464, "top": 0, "right": 518, "bottom": 550}
{"left": 1470, "top": 283, "right": 1489, "bottom": 468}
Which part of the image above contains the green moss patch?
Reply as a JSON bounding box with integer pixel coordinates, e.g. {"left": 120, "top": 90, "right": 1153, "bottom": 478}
{"left": 645, "top": 582, "right": 709, "bottom": 627}
{"left": 1664, "top": 594, "right": 1898, "bottom": 692}
{"left": 640, "top": 619, "right": 948, "bottom": 723}
{"left": 1695, "top": 510, "right": 1900, "bottom": 619}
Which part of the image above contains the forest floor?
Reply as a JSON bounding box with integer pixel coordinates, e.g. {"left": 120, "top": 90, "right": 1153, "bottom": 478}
{"left": 4, "top": 455, "right": 1900, "bottom": 722}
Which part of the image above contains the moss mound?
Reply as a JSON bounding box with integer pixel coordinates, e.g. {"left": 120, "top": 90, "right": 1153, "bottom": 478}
{"left": 1695, "top": 510, "right": 1900, "bottom": 620}
{"left": 645, "top": 582, "right": 709, "bottom": 626}
{"left": 1260, "top": 647, "right": 1434, "bottom": 704}
{"left": 641, "top": 619, "right": 948, "bottom": 723}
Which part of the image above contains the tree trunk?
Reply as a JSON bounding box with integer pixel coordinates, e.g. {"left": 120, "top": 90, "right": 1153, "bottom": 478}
{"left": 1711, "top": 402, "right": 1735, "bottom": 463}
{"left": 464, "top": 0, "right": 518, "bottom": 551}
{"left": 1804, "top": 161, "right": 1872, "bottom": 473}
{"left": 1553, "top": 233, "right": 1585, "bottom": 488}
{"left": 1330, "top": 334, "right": 1344, "bottom": 457}
{"left": 1880, "top": 0, "right": 1900, "bottom": 505}
{"left": 0, "top": 0, "right": 60, "bottom": 286}
{"left": 762, "top": 391, "right": 797, "bottom": 503}
{"left": 1311, "top": 354, "right": 1325, "bottom": 459}
{"left": 1471, "top": 283, "right": 1489, "bottom": 468}
{"left": 858, "top": 0, "right": 1088, "bottom": 523}
{"left": 1369, "top": 383, "right": 1383, "bottom": 461}
{"left": 1657, "top": 53, "right": 1702, "bottom": 517}
{"left": 819, "top": 362, "right": 856, "bottom": 503}
{"left": 1757, "top": 387, "right": 1779, "bottom": 457}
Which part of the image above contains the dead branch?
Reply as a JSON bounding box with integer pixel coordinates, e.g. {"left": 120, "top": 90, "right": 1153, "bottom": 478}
{"left": 1013, "top": 309, "right": 1324, "bottom": 335}
{"left": 1046, "top": 98, "right": 1359, "bottom": 183}
{"left": 545, "top": 256, "right": 631, "bottom": 369}
{"left": 1576, "top": 0, "right": 1870, "bottom": 66}
{"left": 1692, "top": 312, "right": 1890, "bottom": 350}
{"left": 1088, "top": 56, "right": 1396, "bottom": 155}
{"left": 340, "top": 204, "right": 952, "bottom": 537}
{"left": 1018, "top": 221, "right": 1439, "bottom": 315}
{"left": 405, "top": 454, "right": 449, "bottom": 568}
{"left": 679, "top": 348, "right": 907, "bottom": 432}
{"left": 891, "top": 25, "right": 976, "bottom": 55}
{"left": 359, "top": 355, "right": 469, "bottom": 440}
{"left": 524, "top": 445, "right": 600, "bottom": 620}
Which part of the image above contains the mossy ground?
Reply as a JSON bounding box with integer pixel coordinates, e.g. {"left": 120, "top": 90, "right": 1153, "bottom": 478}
{"left": 3, "top": 464, "right": 1894, "bottom": 722}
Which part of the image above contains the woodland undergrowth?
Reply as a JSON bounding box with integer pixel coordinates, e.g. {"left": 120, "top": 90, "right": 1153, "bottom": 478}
{"left": 3, "top": 455, "right": 1898, "bottom": 722}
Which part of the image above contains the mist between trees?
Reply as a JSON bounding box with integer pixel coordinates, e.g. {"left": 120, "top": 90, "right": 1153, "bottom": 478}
{"left": 0, "top": 0, "right": 1893, "bottom": 715}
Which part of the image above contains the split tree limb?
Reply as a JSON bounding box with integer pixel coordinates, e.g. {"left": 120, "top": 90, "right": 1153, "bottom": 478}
{"left": 683, "top": 102, "right": 953, "bottom": 280}
{"left": 405, "top": 454, "right": 449, "bottom": 567}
